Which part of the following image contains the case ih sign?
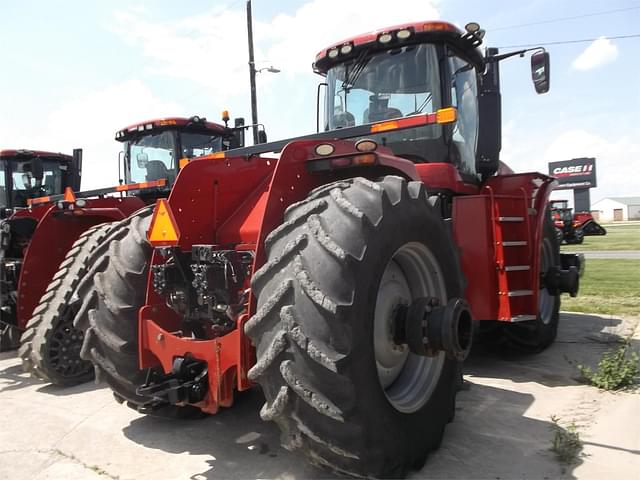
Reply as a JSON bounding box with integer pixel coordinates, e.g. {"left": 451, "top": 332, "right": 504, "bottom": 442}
{"left": 549, "top": 157, "right": 597, "bottom": 190}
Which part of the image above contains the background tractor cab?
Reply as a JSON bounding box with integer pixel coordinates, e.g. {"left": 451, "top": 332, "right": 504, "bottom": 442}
{"left": 116, "top": 115, "right": 247, "bottom": 195}
{"left": 0, "top": 150, "right": 81, "bottom": 216}
{"left": 315, "top": 21, "right": 549, "bottom": 182}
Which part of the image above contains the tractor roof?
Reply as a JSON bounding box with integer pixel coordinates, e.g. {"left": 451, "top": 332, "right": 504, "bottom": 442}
{"left": 0, "top": 149, "right": 72, "bottom": 162}
{"left": 313, "top": 20, "right": 484, "bottom": 74}
{"left": 115, "top": 116, "right": 230, "bottom": 141}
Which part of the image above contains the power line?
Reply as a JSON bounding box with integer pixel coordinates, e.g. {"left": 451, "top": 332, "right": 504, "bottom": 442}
{"left": 498, "top": 33, "right": 640, "bottom": 49}
{"left": 492, "top": 6, "right": 640, "bottom": 31}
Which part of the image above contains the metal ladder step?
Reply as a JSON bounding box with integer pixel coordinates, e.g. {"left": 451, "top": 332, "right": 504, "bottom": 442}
{"left": 511, "top": 314, "right": 537, "bottom": 322}
{"left": 507, "top": 289, "right": 533, "bottom": 297}
{"left": 502, "top": 240, "right": 528, "bottom": 247}
{"left": 504, "top": 265, "right": 531, "bottom": 272}
{"left": 498, "top": 216, "right": 524, "bottom": 222}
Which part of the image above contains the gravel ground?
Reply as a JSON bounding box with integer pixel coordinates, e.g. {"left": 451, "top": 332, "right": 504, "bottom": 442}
{"left": 1, "top": 312, "right": 638, "bottom": 480}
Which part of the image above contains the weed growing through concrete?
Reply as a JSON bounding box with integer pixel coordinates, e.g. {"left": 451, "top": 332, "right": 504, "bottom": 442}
{"left": 549, "top": 415, "right": 583, "bottom": 464}
{"left": 578, "top": 339, "right": 639, "bottom": 390}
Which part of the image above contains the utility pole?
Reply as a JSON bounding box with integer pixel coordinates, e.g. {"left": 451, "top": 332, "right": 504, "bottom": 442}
{"left": 246, "top": 0, "right": 258, "bottom": 144}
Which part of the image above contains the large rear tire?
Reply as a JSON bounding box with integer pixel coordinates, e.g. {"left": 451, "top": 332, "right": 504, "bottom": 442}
{"left": 246, "top": 177, "right": 464, "bottom": 478}
{"left": 75, "top": 207, "right": 201, "bottom": 418}
{"left": 19, "top": 223, "right": 113, "bottom": 385}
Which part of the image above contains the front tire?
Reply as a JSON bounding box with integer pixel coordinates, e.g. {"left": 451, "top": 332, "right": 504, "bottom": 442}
{"left": 246, "top": 177, "right": 464, "bottom": 478}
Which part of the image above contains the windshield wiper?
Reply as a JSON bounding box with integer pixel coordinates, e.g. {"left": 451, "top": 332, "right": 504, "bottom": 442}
{"left": 412, "top": 92, "right": 433, "bottom": 114}
{"left": 340, "top": 49, "right": 371, "bottom": 92}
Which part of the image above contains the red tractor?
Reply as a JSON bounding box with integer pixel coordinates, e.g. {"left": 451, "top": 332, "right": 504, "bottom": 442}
{"left": 75, "top": 21, "right": 582, "bottom": 477}
{"left": 3, "top": 116, "right": 247, "bottom": 385}
{"left": 0, "top": 149, "right": 82, "bottom": 349}
{"left": 550, "top": 199, "right": 606, "bottom": 244}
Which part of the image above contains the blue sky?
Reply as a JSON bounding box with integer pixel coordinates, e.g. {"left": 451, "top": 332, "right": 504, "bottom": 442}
{"left": 1, "top": 0, "right": 639, "bottom": 206}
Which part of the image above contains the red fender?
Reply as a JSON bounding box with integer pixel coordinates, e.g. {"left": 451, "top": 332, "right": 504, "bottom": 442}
{"left": 16, "top": 197, "right": 146, "bottom": 329}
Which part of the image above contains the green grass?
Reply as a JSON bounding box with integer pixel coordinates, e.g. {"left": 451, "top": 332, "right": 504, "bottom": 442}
{"left": 562, "top": 259, "right": 640, "bottom": 315}
{"left": 562, "top": 223, "right": 640, "bottom": 252}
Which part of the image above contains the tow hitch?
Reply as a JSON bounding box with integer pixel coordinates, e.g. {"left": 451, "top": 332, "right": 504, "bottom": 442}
{"left": 138, "top": 356, "right": 208, "bottom": 405}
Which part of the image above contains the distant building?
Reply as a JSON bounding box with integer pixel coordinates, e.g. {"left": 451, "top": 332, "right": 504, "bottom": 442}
{"left": 591, "top": 197, "right": 640, "bottom": 222}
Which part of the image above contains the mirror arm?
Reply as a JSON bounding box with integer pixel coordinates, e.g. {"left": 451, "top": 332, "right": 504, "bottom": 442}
{"left": 487, "top": 47, "right": 545, "bottom": 63}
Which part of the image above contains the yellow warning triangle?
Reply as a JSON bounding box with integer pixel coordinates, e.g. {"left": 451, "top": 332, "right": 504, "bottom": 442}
{"left": 147, "top": 199, "right": 180, "bottom": 246}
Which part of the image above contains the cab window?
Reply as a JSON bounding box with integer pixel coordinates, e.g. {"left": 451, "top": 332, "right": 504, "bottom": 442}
{"left": 449, "top": 55, "right": 479, "bottom": 176}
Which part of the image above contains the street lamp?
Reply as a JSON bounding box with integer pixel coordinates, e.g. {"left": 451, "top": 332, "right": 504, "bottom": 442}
{"left": 246, "top": 0, "right": 280, "bottom": 144}
{"left": 256, "top": 66, "right": 281, "bottom": 74}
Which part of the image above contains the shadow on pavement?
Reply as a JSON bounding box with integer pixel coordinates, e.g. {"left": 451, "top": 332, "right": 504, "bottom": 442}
{"left": 415, "top": 382, "right": 582, "bottom": 479}
{"left": 36, "top": 378, "right": 102, "bottom": 396}
{"left": 467, "top": 313, "right": 636, "bottom": 387}
{"left": 123, "top": 381, "right": 584, "bottom": 479}
{"left": 121, "top": 313, "right": 630, "bottom": 478}
{"left": 0, "top": 350, "right": 101, "bottom": 395}
{"left": 123, "top": 387, "right": 325, "bottom": 479}
{"left": 0, "top": 352, "right": 44, "bottom": 393}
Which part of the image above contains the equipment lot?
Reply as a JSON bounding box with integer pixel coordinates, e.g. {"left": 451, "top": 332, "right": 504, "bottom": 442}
{"left": 1, "top": 312, "right": 638, "bottom": 480}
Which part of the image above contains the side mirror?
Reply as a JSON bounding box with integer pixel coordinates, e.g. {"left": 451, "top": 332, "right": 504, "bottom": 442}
{"left": 257, "top": 129, "right": 267, "bottom": 144}
{"left": 29, "top": 158, "right": 44, "bottom": 182}
{"left": 531, "top": 51, "right": 550, "bottom": 94}
{"left": 230, "top": 118, "right": 246, "bottom": 149}
{"left": 136, "top": 152, "right": 149, "bottom": 168}
{"left": 71, "top": 148, "right": 82, "bottom": 191}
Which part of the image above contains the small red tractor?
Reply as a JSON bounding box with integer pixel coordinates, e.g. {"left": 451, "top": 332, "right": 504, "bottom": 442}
{"left": 550, "top": 199, "right": 606, "bottom": 244}
{"left": 1, "top": 116, "right": 246, "bottom": 385}
{"left": 76, "top": 21, "right": 582, "bottom": 477}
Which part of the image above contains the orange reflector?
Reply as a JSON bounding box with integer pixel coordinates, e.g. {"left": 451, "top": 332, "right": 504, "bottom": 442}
{"left": 370, "top": 113, "right": 437, "bottom": 133}
{"left": 63, "top": 187, "right": 76, "bottom": 202}
{"left": 222, "top": 110, "right": 230, "bottom": 122}
{"left": 116, "top": 178, "right": 167, "bottom": 192}
{"left": 179, "top": 157, "right": 189, "bottom": 169}
{"left": 371, "top": 120, "right": 399, "bottom": 133}
{"left": 420, "top": 21, "right": 456, "bottom": 32}
{"left": 158, "top": 119, "right": 177, "bottom": 126}
{"left": 147, "top": 199, "right": 181, "bottom": 246}
{"left": 28, "top": 196, "right": 50, "bottom": 207}
{"left": 352, "top": 153, "right": 376, "bottom": 166}
{"left": 436, "top": 107, "right": 457, "bottom": 124}
{"left": 208, "top": 151, "right": 226, "bottom": 160}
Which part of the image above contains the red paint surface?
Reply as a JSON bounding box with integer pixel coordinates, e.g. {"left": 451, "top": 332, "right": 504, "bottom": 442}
{"left": 15, "top": 197, "right": 145, "bottom": 329}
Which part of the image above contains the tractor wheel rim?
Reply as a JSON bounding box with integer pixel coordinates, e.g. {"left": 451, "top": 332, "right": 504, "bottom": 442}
{"left": 48, "top": 318, "right": 90, "bottom": 377}
{"left": 539, "top": 238, "right": 554, "bottom": 325}
{"left": 373, "top": 242, "right": 445, "bottom": 414}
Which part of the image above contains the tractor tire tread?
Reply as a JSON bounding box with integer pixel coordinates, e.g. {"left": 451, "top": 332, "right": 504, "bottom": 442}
{"left": 19, "top": 222, "right": 114, "bottom": 385}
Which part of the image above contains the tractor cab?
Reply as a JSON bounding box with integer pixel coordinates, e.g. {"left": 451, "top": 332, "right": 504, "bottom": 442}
{"left": 550, "top": 199, "right": 574, "bottom": 223}
{"left": 116, "top": 115, "right": 246, "bottom": 193}
{"left": 0, "top": 150, "right": 80, "bottom": 216}
{"left": 315, "top": 21, "right": 549, "bottom": 182}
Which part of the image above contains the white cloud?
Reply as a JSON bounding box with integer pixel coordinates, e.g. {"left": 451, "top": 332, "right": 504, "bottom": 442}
{"left": 501, "top": 122, "right": 640, "bottom": 203}
{"left": 0, "top": 80, "right": 181, "bottom": 190}
{"left": 572, "top": 37, "right": 618, "bottom": 71}
{"left": 107, "top": 1, "right": 441, "bottom": 141}
{"left": 543, "top": 129, "right": 640, "bottom": 200}
{"left": 109, "top": 1, "right": 440, "bottom": 97}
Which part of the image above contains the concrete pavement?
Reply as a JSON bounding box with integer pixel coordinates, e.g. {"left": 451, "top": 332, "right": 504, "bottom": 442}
{"left": 1, "top": 312, "right": 639, "bottom": 479}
